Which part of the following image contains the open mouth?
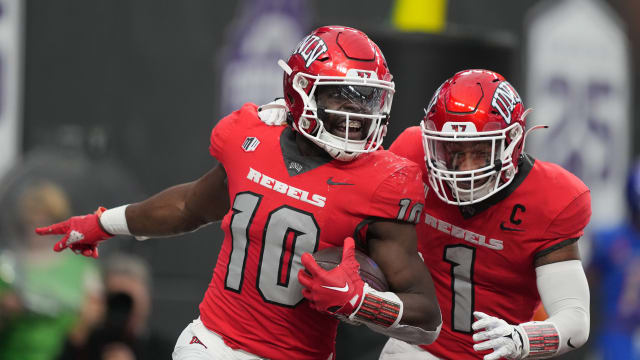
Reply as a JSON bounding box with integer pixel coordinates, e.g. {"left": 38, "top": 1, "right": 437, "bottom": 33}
{"left": 333, "top": 119, "right": 366, "bottom": 140}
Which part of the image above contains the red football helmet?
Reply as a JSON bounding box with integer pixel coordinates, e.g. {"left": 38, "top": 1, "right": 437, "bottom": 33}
{"left": 279, "top": 26, "right": 394, "bottom": 161}
{"left": 421, "top": 69, "right": 531, "bottom": 205}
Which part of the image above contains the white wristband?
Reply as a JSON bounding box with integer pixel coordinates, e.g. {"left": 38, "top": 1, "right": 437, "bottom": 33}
{"left": 99, "top": 205, "right": 131, "bottom": 236}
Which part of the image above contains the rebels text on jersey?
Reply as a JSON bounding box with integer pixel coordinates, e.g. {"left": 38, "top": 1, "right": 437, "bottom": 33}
{"left": 200, "top": 104, "right": 425, "bottom": 360}
{"left": 389, "top": 126, "right": 591, "bottom": 360}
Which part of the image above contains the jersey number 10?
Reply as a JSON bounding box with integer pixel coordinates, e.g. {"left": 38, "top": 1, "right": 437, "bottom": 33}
{"left": 224, "top": 192, "right": 320, "bottom": 307}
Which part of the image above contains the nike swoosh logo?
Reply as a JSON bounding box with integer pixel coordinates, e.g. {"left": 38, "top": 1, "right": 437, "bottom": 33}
{"left": 327, "top": 177, "right": 355, "bottom": 186}
{"left": 567, "top": 338, "right": 575, "bottom": 348}
{"left": 500, "top": 222, "right": 524, "bottom": 232}
{"left": 321, "top": 283, "right": 350, "bottom": 292}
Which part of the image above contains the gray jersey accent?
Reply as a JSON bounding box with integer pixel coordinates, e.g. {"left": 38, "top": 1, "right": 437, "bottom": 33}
{"left": 225, "top": 193, "right": 320, "bottom": 307}
{"left": 407, "top": 203, "right": 424, "bottom": 224}
{"left": 225, "top": 192, "right": 261, "bottom": 292}
{"left": 444, "top": 245, "right": 476, "bottom": 333}
{"left": 280, "top": 127, "right": 332, "bottom": 176}
{"left": 259, "top": 207, "right": 319, "bottom": 306}
{"left": 397, "top": 198, "right": 411, "bottom": 220}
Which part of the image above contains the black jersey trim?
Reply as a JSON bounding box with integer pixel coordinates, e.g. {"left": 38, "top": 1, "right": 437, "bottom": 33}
{"left": 459, "top": 153, "right": 535, "bottom": 219}
{"left": 279, "top": 127, "right": 333, "bottom": 176}
{"left": 352, "top": 216, "right": 413, "bottom": 251}
{"left": 533, "top": 237, "right": 579, "bottom": 260}
{"left": 353, "top": 217, "right": 382, "bottom": 251}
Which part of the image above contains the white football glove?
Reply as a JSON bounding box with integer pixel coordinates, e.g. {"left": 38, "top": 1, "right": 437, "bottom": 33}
{"left": 258, "top": 98, "right": 288, "bottom": 126}
{"left": 472, "top": 311, "right": 526, "bottom": 360}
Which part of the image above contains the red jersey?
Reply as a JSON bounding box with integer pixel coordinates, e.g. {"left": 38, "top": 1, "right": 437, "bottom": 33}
{"left": 389, "top": 127, "right": 591, "bottom": 360}
{"left": 199, "top": 104, "right": 425, "bottom": 360}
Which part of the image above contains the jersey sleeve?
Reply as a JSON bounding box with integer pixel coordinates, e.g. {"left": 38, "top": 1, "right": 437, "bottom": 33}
{"left": 388, "top": 126, "right": 424, "bottom": 166}
{"left": 209, "top": 103, "right": 259, "bottom": 163}
{"left": 354, "top": 162, "right": 425, "bottom": 246}
{"left": 534, "top": 190, "right": 592, "bottom": 259}
{"left": 369, "top": 162, "right": 426, "bottom": 223}
{"left": 209, "top": 113, "right": 236, "bottom": 163}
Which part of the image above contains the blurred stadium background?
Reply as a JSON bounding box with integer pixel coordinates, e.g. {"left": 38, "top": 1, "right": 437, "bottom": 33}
{"left": 0, "top": 0, "right": 638, "bottom": 359}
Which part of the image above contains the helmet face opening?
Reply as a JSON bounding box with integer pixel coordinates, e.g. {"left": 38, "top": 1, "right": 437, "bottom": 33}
{"left": 282, "top": 26, "right": 394, "bottom": 161}
{"left": 422, "top": 121, "right": 515, "bottom": 204}
{"left": 314, "top": 84, "right": 387, "bottom": 141}
{"left": 421, "top": 69, "right": 528, "bottom": 205}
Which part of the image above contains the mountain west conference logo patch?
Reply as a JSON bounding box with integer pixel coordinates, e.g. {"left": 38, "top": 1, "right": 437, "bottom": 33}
{"left": 242, "top": 137, "right": 260, "bottom": 152}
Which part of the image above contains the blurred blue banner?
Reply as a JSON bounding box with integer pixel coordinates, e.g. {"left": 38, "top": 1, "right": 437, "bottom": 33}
{"left": 218, "top": 0, "right": 310, "bottom": 117}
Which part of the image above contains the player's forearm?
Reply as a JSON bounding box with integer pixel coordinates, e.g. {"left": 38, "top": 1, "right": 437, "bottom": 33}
{"left": 100, "top": 165, "right": 230, "bottom": 238}
{"left": 391, "top": 257, "right": 442, "bottom": 331}
{"left": 351, "top": 273, "right": 441, "bottom": 345}
{"left": 108, "top": 183, "right": 210, "bottom": 237}
{"left": 359, "top": 288, "right": 441, "bottom": 345}
{"left": 396, "top": 292, "right": 442, "bottom": 331}
{"left": 128, "top": 183, "right": 210, "bottom": 236}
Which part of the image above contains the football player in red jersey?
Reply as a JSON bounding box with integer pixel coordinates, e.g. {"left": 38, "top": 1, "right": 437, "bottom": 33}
{"left": 35, "top": 26, "right": 442, "bottom": 360}
{"left": 379, "top": 69, "right": 591, "bottom": 360}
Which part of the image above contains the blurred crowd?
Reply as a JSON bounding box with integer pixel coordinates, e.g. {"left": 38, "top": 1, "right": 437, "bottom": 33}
{"left": 0, "top": 174, "right": 171, "bottom": 360}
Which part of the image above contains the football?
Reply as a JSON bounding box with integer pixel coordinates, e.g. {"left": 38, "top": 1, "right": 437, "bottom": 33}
{"left": 312, "top": 246, "right": 389, "bottom": 292}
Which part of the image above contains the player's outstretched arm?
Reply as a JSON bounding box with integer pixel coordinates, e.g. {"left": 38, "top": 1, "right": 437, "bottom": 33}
{"left": 126, "top": 163, "right": 230, "bottom": 237}
{"left": 36, "top": 163, "right": 230, "bottom": 257}
{"left": 472, "top": 242, "right": 589, "bottom": 360}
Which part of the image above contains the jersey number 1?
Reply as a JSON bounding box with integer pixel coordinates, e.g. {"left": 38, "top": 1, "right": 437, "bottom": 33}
{"left": 224, "top": 192, "right": 319, "bottom": 307}
{"left": 444, "top": 245, "right": 476, "bottom": 333}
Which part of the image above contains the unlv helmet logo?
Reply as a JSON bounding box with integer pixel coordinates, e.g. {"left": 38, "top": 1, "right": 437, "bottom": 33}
{"left": 491, "top": 81, "right": 521, "bottom": 124}
{"left": 293, "top": 35, "right": 328, "bottom": 68}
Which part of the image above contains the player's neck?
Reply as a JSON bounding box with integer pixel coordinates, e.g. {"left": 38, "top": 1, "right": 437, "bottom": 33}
{"left": 295, "top": 132, "right": 327, "bottom": 157}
